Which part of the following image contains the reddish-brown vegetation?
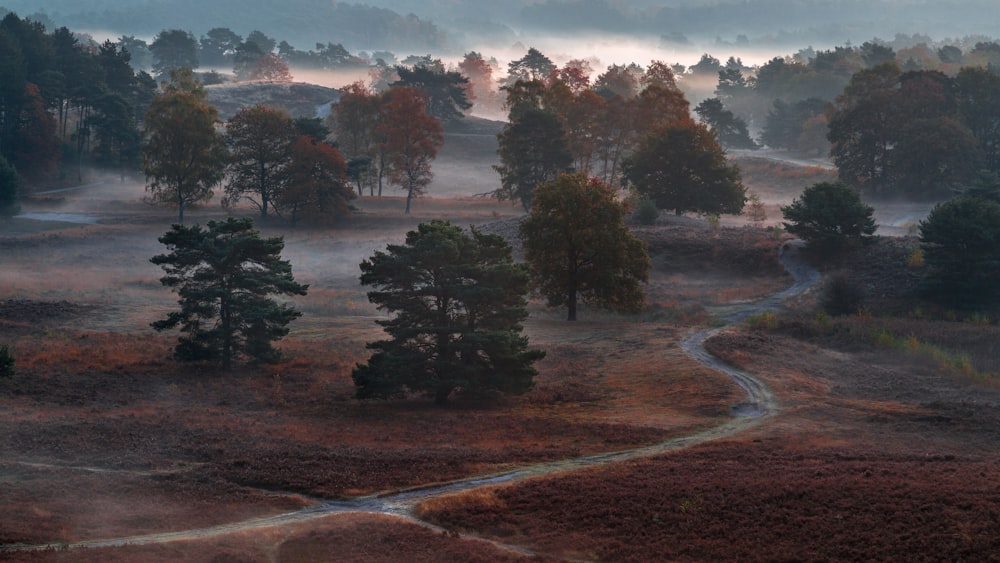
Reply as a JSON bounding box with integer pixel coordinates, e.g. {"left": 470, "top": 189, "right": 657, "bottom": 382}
{"left": 419, "top": 443, "right": 1000, "bottom": 561}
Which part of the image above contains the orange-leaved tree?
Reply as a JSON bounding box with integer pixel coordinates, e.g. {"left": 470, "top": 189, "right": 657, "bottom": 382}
{"left": 274, "top": 135, "right": 355, "bottom": 225}
{"left": 377, "top": 86, "right": 443, "bottom": 213}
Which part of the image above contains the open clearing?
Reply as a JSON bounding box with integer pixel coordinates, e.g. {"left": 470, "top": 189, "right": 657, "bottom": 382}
{"left": 2, "top": 147, "right": 997, "bottom": 560}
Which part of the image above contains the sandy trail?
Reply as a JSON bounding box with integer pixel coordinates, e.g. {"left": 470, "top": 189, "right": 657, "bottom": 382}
{"left": 0, "top": 240, "right": 820, "bottom": 554}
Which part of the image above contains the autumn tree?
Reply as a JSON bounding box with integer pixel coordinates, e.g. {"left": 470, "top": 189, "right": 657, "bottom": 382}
{"left": 458, "top": 51, "right": 496, "bottom": 112}
{"left": 781, "top": 181, "right": 876, "bottom": 250}
{"left": 223, "top": 105, "right": 296, "bottom": 219}
{"left": 250, "top": 54, "right": 292, "bottom": 83}
{"left": 151, "top": 217, "right": 308, "bottom": 369}
{"left": 520, "top": 173, "right": 650, "bottom": 321}
{"left": 329, "top": 82, "right": 383, "bottom": 195}
{"left": 827, "top": 62, "right": 901, "bottom": 195}
{"left": 142, "top": 70, "right": 227, "bottom": 223}
{"left": 623, "top": 123, "right": 746, "bottom": 216}
{"left": 353, "top": 220, "right": 544, "bottom": 404}
{"left": 378, "top": 86, "right": 443, "bottom": 213}
{"left": 494, "top": 107, "right": 573, "bottom": 211}
{"left": 275, "top": 136, "right": 355, "bottom": 224}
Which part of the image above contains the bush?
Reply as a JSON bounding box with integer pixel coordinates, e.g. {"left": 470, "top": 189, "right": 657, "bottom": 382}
{"left": 635, "top": 195, "right": 659, "bottom": 225}
{"left": 822, "top": 273, "right": 865, "bottom": 316}
{"left": 0, "top": 344, "right": 14, "bottom": 378}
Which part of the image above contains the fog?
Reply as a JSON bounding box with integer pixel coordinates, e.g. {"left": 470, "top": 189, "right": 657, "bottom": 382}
{"left": 5, "top": 0, "right": 998, "bottom": 65}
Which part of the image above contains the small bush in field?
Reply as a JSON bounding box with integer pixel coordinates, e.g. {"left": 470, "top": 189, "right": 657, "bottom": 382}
{"left": 746, "top": 312, "right": 778, "bottom": 331}
{"left": 0, "top": 344, "right": 14, "bottom": 378}
{"left": 635, "top": 196, "right": 659, "bottom": 225}
{"left": 822, "top": 273, "right": 865, "bottom": 316}
{"left": 907, "top": 247, "right": 924, "bottom": 268}
{"left": 745, "top": 191, "right": 767, "bottom": 222}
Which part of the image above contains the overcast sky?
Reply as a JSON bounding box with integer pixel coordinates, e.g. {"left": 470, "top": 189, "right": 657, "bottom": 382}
{"left": 3, "top": 0, "right": 999, "bottom": 65}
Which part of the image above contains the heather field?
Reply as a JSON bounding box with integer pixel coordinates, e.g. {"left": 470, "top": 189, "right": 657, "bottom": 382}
{"left": 2, "top": 152, "right": 998, "bottom": 561}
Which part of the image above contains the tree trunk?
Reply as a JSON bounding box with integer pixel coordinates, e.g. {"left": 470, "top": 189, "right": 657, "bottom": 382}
{"left": 567, "top": 290, "right": 577, "bottom": 321}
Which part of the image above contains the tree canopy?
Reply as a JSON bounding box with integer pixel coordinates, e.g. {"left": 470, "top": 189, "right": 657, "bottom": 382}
{"left": 493, "top": 106, "right": 573, "bottom": 211}
{"left": 919, "top": 195, "right": 1000, "bottom": 308}
{"left": 142, "top": 71, "right": 227, "bottom": 223}
{"left": 223, "top": 105, "right": 295, "bottom": 219}
{"left": 353, "top": 220, "right": 544, "bottom": 404}
{"left": 781, "top": 181, "right": 877, "bottom": 250}
{"left": 520, "top": 173, "right": 650, "bottom": 321}
{"left": 151, "top": 217, "right": 308, "bottom": 369}
{"left": 378, "top": 86, "right": 443, "bottom": 213}
{"left": 623, "top": 123, "right": 746, "bottom": 216}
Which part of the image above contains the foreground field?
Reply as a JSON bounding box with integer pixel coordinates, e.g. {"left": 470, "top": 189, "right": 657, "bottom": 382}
{"left": 3, "top": 169, "right": 997, "bottom": 560}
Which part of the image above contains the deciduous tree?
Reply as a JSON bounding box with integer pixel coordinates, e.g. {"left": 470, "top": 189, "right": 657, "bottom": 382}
{"left": 378, "top": 86, "right": 443, "bottom": 213}
{"left": 353, "top": 220, "right": 544, "bottom": 404}
{"left": 520, "top": 173, "right": 650, "bottom": 321}
{"left": 275, "top": 135, "right": 354, "bottom": 224}
{"left": 142, "top": 71, "right": 227, "bottom": 223}
{"left": 223, "top": 105, "right": 295, "bottom": 218}
{"left": 623, "top": 123, "right": 746, "bottom": 216}
{"left": 494, "top": 107, "right": 573, "bottom": 211}
{"left": 151, "top": 217, "right": 308, "bottom": 369}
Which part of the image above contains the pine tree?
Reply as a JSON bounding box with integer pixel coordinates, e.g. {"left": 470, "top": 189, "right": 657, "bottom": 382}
{"left": 353, "top": 220, "right": 544, "bottom": 404}
{"left": 151, "top": 217, "right": 308, "bottom": 369}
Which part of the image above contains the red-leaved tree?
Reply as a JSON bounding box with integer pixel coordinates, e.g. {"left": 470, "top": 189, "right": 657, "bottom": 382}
{"left": 377, "top": 86, "right": 443, "bottom": 213}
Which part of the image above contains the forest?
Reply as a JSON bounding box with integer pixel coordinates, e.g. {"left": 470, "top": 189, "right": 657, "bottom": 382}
{"left": 2, "top": 7, "right": 1000, "bottom": 561}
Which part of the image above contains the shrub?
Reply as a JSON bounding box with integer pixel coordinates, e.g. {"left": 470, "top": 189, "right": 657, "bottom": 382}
{"left": 822, "top": 273, "right": 865, "bottom": 316}
{"left": 0, "top": 344, "right": 14, "bottom": 378}
{"left": 635, "top": 195, "right": 659, "bottom": 225}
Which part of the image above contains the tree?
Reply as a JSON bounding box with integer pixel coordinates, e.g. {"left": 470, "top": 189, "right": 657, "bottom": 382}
{"left": 151, "top": 217, "right": 308, "bottom": 369}
{"left": 199, "top": 27, "right": 242, "bottom": 68}
{"left": 892, "top": 117, "right": 982, "bottom": 198}
{"left": 250, "top": 54, "right": 292, "bottom": 83}
{"left": 623, "top": 123, "right": 746, "bottom": 216}
{"left": 353, "top": 220, "right": 544, "bottom": 404}
{"left": 329, "top": 82, "right": 382, "bottom": 196}
{"left": 694, "top": 97, "right": 757, "bottom": 149}
{"left": 827, "top": 63, "right": 901, "bottom": 195}
{"left": 507, "top": 48, "right": 555, "bottom": 83}
{"left": 919, "top": 196, "right": 1000, "bottom": 308}
{"left": 150, "top": 29, "right": 198, "bottom": 78}
{"left": 142, "top": 71, "right": 227, "bottom": 224}
{"left": 223, "top": 105, "right": 296, "bottom": 219}
{"left": 392, "top": 64, "right": 471, "bottom": 122}
{"left": 520, "top": 173, "right": 650, "bottom": 321}
{"left": 493, "top": 107, "right": 573, "bottom": 211}
{"left": 0, "top": 154, "right": 19, "bottom": 216}
{"left": 275, "top": 135, "right": 355, "bottom": 225}
{"left": 781, "top": 181, "right": 877, "bottom": 250}
{"left": 378, "top": 86, "right": 443, "bottom": 213}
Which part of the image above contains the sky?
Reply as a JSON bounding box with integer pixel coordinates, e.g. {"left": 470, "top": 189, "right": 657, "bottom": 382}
{"left": 3, "top": 0, "right": 999, "bottom": 69}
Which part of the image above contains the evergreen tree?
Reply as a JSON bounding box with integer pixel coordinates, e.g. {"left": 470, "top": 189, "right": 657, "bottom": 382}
{"left": 151, "top": 217, "right": 308, "bottom": 369}
{"left": 354, "top": 220, "right": 544, "bottom": 404}
{"left": 781, "top": 181, "right": 877, "bottom": 250}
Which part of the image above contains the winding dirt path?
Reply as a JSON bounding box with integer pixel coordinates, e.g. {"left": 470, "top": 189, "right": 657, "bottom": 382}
{"left": 1, "top": 240, "right": 820, "bottom": 555}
